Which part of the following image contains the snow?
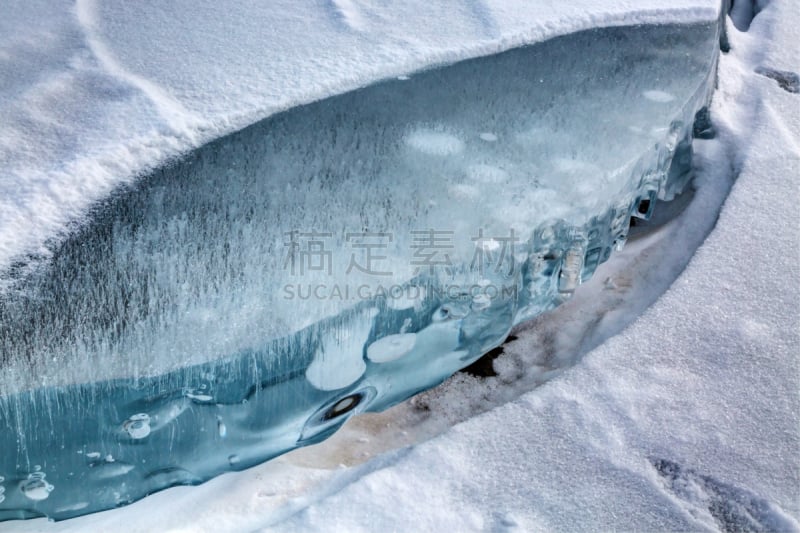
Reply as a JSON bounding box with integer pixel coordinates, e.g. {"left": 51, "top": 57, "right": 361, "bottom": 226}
{"left": 4, "top": 0, "right": 799, "bottom": 531}
{"left": 0, "top": 0, "right": 721, "bottom": 286}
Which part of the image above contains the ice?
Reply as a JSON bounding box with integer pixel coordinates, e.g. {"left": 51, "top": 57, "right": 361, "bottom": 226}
{"left": 122, "top": 415, "right": 152, "bottom": 440}
{"left": 642, "top": 89, "right": 677, "bottom": 102}
{"left": 366, "top": 334, "right": 418, "bottom": 363}
{"left": 305, "top": 308, "right": 376, "bottom": 391}
{"left": 1, "top": 22, "right": 721, "bottom": 389}
{"left": 0, "top": 0, "right": 720, "bottom": 289}
{"left": 405, "top": 129, "right": 466, "bottom": 156}
{"left": 18, "top": 475, "right": 53, "bottom": 503}
{"left": 0, "top": 17, "right": 724, "bottom": 521}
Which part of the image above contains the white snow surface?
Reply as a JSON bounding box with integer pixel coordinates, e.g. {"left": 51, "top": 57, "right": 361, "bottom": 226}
{"left": 0, "top": 0, "right": 722, "bottom": 283}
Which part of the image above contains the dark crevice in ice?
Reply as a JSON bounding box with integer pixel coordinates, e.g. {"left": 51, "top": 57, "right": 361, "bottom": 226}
{"left": 460, "top": 334, "right": 518, "bottom": 378}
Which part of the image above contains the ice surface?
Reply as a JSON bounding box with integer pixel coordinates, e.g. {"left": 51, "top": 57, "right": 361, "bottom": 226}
{"left": 0, "top": 18, "right": 722, "bottom": 520}
{"left": 0, "top": 0, "right": 721, "bottom": 288}
{"left": 0, "top": 22, "right": 719, "bottom": 390}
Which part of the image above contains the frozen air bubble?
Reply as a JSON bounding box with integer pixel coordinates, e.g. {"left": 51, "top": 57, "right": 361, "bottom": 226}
{"left": 91, "top": 462, "right": 135, "bottom": 480}
{"left": 123, "top": 413, "right": 151, "bottom": 439}
{"left": 217, "top": 418, "right": 227, "bottom": 438}
{"left": 552, "top": 158, "right": 597, "bottom": 173}
{"left": 324, "top": 396, "right": 360, "bottom": 420}
{"left": 305, "top": 308, "right": 376, "bottom": 391}
{"left": 432, "top": 303, "right": 469, "bottom": 322}
{"left": 466, "top": 164, "right": 508, "bottom": 184}
{"left": 185, "top": 391, "right": 214, "bottom": 402}
{"left": 472, "top": 293, "right": 491, "bottom": 310}
{"left": 86, "top": 452, "right": 101, "bottom": 459}
{"left": 643, "top": 90, "right": 675, "bottom": 103}
{"left": 20, "top": 473, "right": 54, "bottom": 501}
{"left": 405, "top": 128, "right": 464, "bottom": 156}
{"left": 228, "top": 455, "right": 240, "bottom": 466}
{"left": 476, "top": 237, "right": 501, "bottom": 252}
{"left": 299, "top": 387, "right": 376, "bottom": 443}
{"left": 479, "top": 132, "right": 498, "bottom": 142}
{"left": 55, "top": 502, "right": 89, "bottom": 513}
{"left": 367, "top": 333, "right": 417, "bottom": 363}
{"left": 449, "top": 184, "right": 479, "bottom": 200}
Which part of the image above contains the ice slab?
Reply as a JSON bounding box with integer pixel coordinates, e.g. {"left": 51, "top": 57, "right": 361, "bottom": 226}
{"left": 0, "top": 20, "right": 721, "bottom": 521}
{"left": 0, "top": 0, "right": 721, "bottom": 286}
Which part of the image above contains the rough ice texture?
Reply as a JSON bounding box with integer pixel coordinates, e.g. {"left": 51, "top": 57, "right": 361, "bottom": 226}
{"left": 4, "top": 1, "right": 793, "bottom": 531}
{"left": 4, "top": 0, "right": 797, "bottom": 529}
{"left": 0, "top": 20, "right": 718, "bottom": 392}
{"left": 0, "top": 0, "right": 720, "bottom": 285}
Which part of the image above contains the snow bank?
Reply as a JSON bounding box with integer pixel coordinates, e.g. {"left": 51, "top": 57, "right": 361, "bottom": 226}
{"left": 0, "top": 0, "right": 720, "bottom": 285}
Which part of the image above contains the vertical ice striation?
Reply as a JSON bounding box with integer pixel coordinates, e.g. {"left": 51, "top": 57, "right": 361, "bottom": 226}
{"left": 0, "top": 21, "right": 720, "bottom": 520}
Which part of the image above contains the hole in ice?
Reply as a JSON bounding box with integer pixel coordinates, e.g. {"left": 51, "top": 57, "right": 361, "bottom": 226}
{"left": 323, "top": 394, "right": 361, "bottom": 420}
{"left": 300, "top": 387, "right": 376, "bottom": 444}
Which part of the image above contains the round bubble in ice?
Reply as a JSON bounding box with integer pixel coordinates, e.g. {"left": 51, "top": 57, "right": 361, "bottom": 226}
{"left": 123, "top": 413, "right": 151, "bottom": 439}
{"left": 367, "top": 333, "right": 417, "bottom": 363}
{"left": 405, "top": 128, "right": 465, "bottom": 155}
{"left": 20, "top": 473, "right": 54, "bottom": 501}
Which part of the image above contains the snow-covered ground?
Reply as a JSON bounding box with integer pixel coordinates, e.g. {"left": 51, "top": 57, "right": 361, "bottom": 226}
{"left": 3, "top": 0, "right": 799, "bottom": 531}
